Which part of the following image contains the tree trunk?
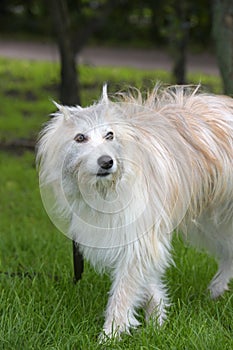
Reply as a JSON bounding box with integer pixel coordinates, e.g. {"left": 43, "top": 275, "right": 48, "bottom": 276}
{"left": 172, "top": 26, "right": 188, "bottom": 85}
{"left": 168, "top": 3, "right": 190, "bottom": 84}
{"left": 60, "top": 44, "right": 81, "bottom": 105}
{"left": 213, "top": 0, "right": 233, "bottom": 95}
{"left": 48, "top": 0, "right": 80, "bottom": 105}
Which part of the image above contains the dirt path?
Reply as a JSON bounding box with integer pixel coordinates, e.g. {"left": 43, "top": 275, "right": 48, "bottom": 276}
{"left": 0, "top": 39, "right": 219, "bottom": 76}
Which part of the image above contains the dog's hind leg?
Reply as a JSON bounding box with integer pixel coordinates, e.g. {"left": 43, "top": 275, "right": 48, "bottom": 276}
{"left": 208, "top": 221, "right": 233, "bottom": 299}
{"left": 208, "top": 258, "right": 233, "bottom": 298}
{"left": 187, "top": 215, "right": 233, "bottom": 299}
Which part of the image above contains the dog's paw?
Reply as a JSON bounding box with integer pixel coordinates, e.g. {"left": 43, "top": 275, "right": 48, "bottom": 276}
{"left": 98, "top": 330, "right": 113, "bottom": 344}
{"left": 99, "top": 318, "right": 139, "bottom": 343}
{"left": 98, "top": 327, "right": 122, "bottom": 344}
{"left": 208, "top": 279, "right": 229, "bottom": 299}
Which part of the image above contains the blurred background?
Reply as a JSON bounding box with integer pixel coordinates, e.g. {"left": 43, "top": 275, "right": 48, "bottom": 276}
{"left": 0, "top": 0, "right": 232, "bottom": 106}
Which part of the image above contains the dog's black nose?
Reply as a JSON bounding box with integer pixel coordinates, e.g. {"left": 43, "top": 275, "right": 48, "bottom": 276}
{"left": 98, "top": 155, "right": 114, "bottom": 170}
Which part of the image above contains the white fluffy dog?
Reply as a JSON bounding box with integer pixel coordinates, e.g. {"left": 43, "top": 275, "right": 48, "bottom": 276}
{"left": 37, "top": 85, "right": 233, "bottom": 339}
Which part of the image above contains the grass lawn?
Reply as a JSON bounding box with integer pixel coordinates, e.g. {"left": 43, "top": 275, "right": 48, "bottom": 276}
{"left": 0, "top": 57, "right": 232, "bottom": 349}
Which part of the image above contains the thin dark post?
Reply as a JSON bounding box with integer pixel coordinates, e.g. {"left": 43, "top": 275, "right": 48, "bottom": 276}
{"left": 72, "top": 240, "right": 84, "bottom": 283}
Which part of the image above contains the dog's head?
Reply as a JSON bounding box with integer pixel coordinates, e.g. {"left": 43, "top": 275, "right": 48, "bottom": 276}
{"left": 37, "top": 86, "right": 130, "bottom": 193}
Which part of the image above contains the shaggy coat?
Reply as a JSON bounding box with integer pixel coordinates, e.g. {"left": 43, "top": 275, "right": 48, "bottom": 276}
{"left": 37, "top": 85, "right": 233, "bottom": 338}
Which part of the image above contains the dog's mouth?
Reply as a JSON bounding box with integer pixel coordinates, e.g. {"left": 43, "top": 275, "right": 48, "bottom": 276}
{"left": 96, "top": 170, "right": 111, "bottom": 177}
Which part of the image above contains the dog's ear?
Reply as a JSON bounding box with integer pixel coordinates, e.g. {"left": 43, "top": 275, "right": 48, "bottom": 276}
{"left": 52, "top": 101, "right": 72, "bottom": 121}
{"left": 101, "top": 84, "right": 109, "bottom": 104}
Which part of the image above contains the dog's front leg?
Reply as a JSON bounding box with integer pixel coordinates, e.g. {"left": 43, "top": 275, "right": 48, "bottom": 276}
{"left": 101, "top": 264, "right": 141, "bottom": 339}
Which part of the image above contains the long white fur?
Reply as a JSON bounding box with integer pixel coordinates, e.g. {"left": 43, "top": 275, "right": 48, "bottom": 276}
{"left": 37, "top": 85, "right": 233, "bottom": 339}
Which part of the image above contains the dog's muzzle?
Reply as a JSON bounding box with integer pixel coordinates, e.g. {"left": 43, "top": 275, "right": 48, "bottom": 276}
{"left": 97, "top": 155, "right": 114, "bottom": 177}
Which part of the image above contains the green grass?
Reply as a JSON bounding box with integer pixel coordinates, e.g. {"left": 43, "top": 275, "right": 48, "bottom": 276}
{"left": 0, "top": 58, "right": 232, "bottom": 349}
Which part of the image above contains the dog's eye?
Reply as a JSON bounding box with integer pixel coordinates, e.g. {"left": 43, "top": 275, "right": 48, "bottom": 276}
{"left": 105, "top": 131, "right": 114, "bottom": 141}
{"left": 74, "top": 133, "right": 87, "bottom": 143}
